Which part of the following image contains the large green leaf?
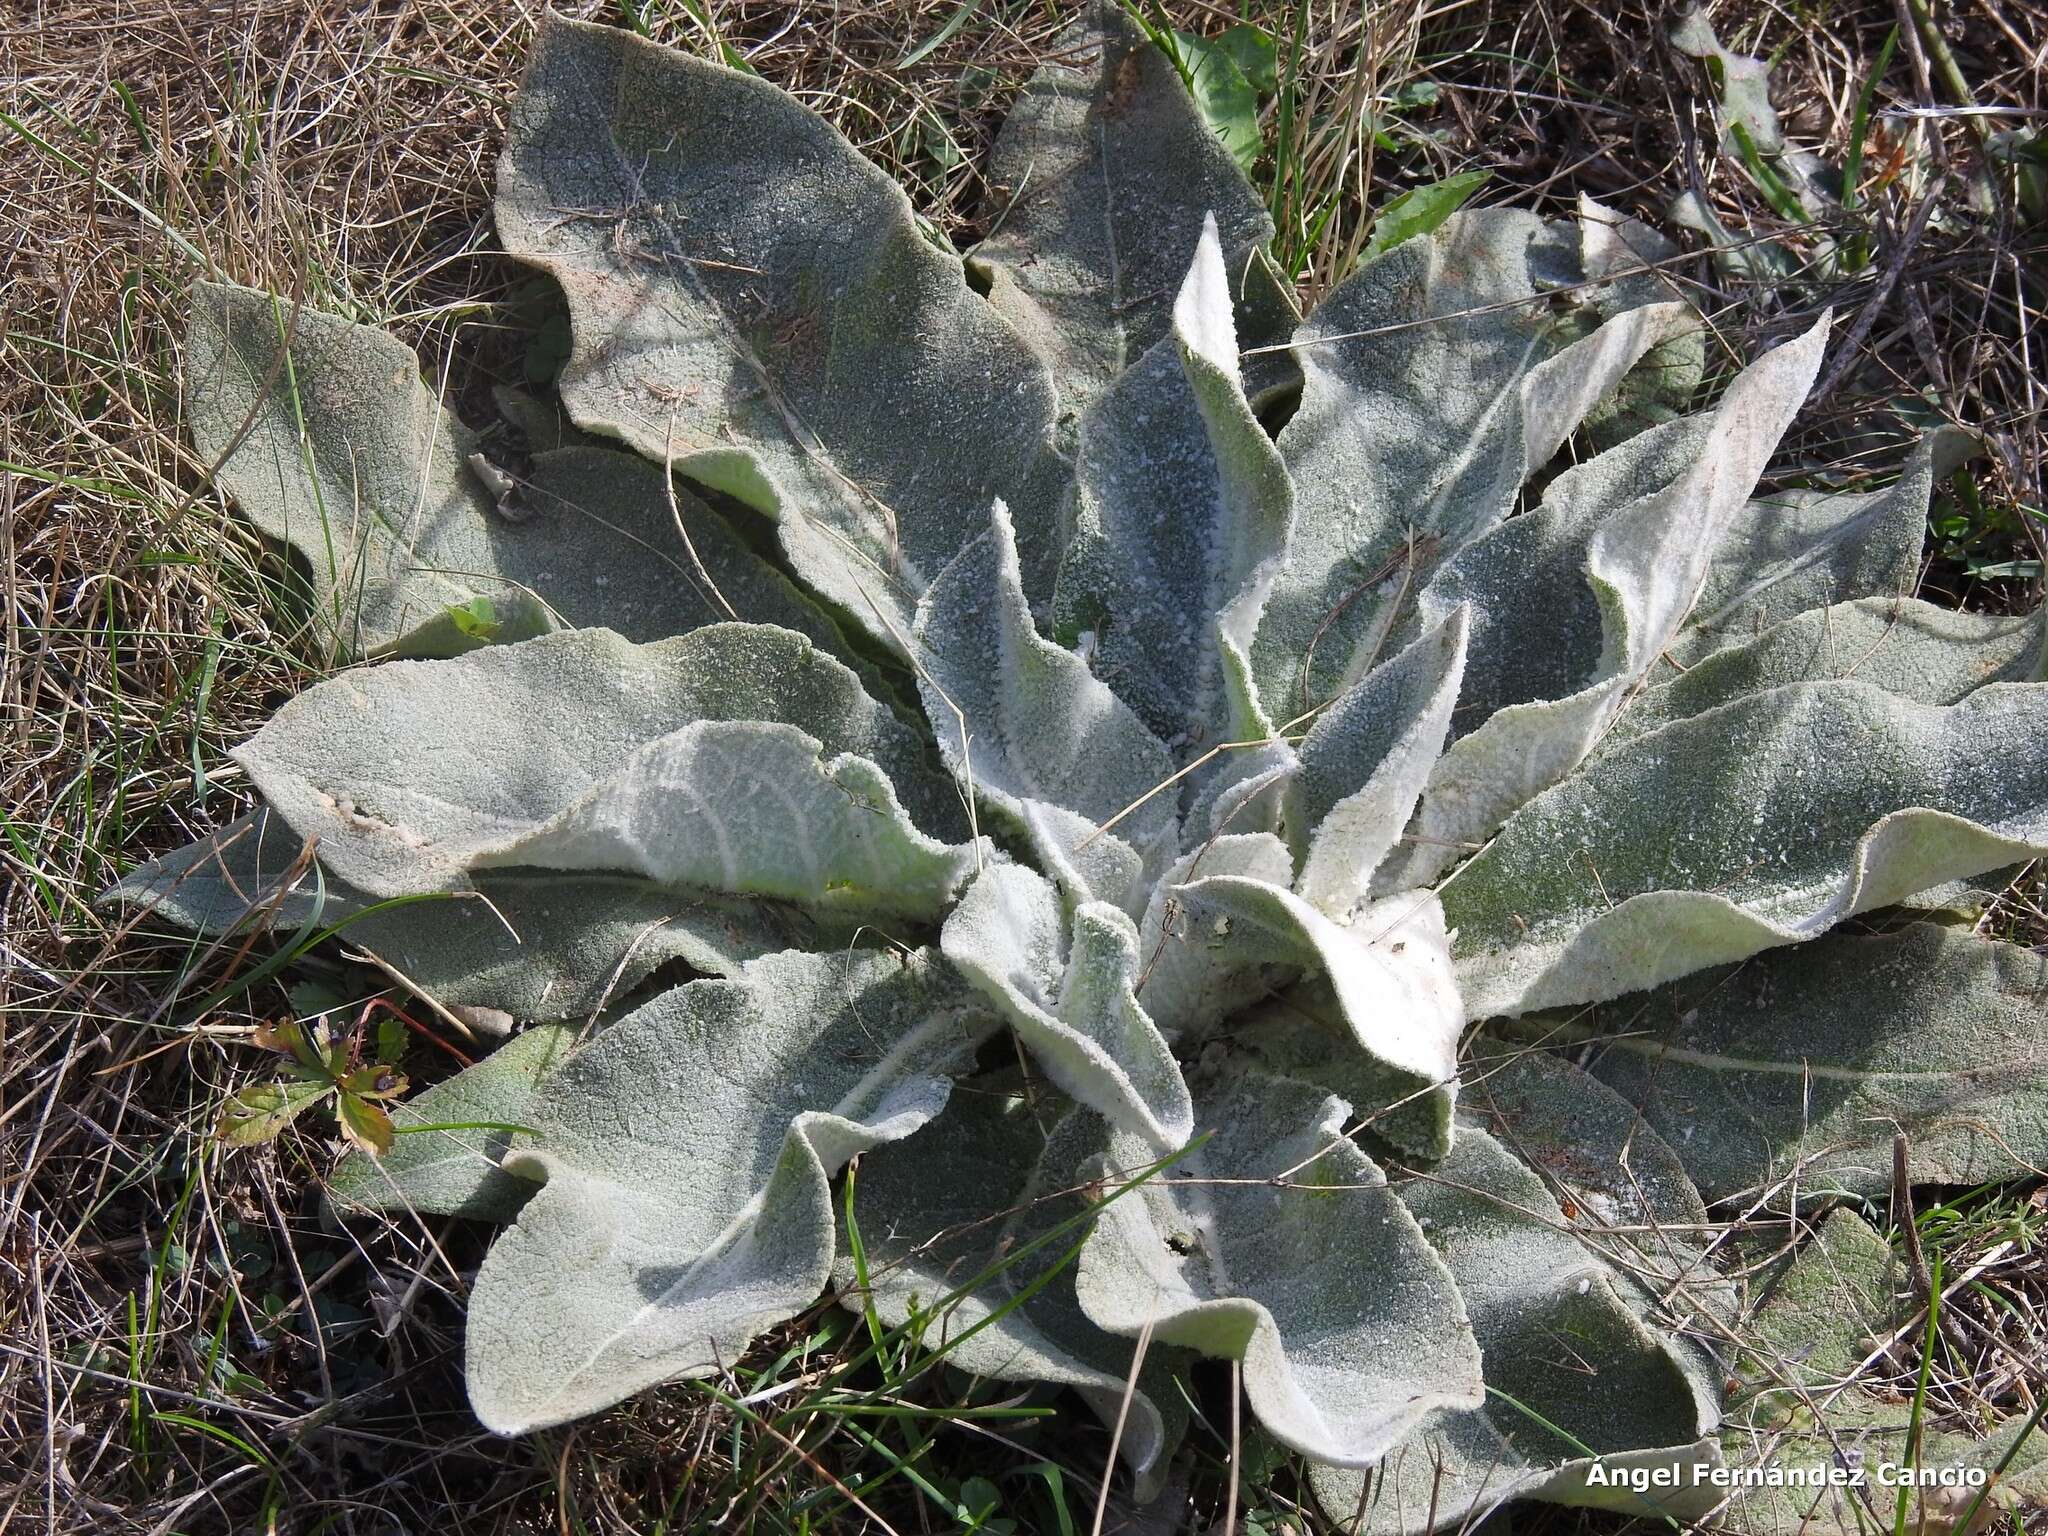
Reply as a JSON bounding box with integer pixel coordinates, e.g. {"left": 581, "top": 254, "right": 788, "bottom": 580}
{"left": 102, "top": 810, "right": 838, "bottom": 1020}
{"left": 970, "top": 2, "right": 1292, "bottom": 427}
{"left": 1076, "top": 1070, "right": 1483, "bottom": 1465}
{"left": 1307, "top": 1123, "right": 1720, "bottom": 1534}
{"left": 1609, "top": 596, "right": 2041, "bottom": 751}
{"left": 1566, "top": 922, "right": 2048, "bottom": 1201}
{"left": 495, "top": 15, "right": 1067, "bottom": 644}
{"left": 1671, "top": 433, "right": 1961, "bottom": 669}
{"left": 234, "top": 626, "right": 974, "bottom": 914}
{"left": 1443, "top": 680, "right": 2048, "bottom": 1016}
{"left": 464, "top": 948, "right": 991, "bottom": 1432}
{"left": 187, "top": 284, "right": 855, "bottom": 661}
{"left": 1054, "top": 215, "right": 1293, "bottom": 764}
{"left": 915, "top": 500, "right": 1177, "bottom": 914}
{"left": 838, "top": 1091, "right": 1189, "bottom": 1498}
{"left": 1399, "top": 318, "right": 1829, "bottom": 886}
{"left": 329, "top": 1023, "right": 578, "bottom": 1222}
{"left": 1249, "top": 207, "right": 1696, "bottom": 720}
{"left": 941, "top": 862, "right": 1191, "bottom": 1150}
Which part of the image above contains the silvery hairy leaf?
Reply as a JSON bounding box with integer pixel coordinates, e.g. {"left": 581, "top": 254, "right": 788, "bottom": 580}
{"left": 496, "top": 15, "right": 1068, "bottom": 645}
{"left": 464, "top": 947, "right": 992, "bottom": 1431}
{"left": 1076, "top": 1069, "right": 1484, "bottom": 1466}
{"left": 234, "top": 625, "right": 975, "bottom": 915}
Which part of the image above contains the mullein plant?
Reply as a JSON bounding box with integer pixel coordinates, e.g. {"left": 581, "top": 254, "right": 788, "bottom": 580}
{"left": 112, "top": 8, "right": 2048, "bottom": 1530}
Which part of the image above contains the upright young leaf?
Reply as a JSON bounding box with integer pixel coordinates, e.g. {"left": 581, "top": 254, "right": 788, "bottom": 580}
{"left": 1055, "top": 216, "right": 1294, "bottom": 763}
{"left": 464, "top": 949, "right": 990, "bottom": 1432}
{"left": 1400, "top": 318, "right": 1829, "bottom": 886}
{"left": 234, "top": 626, "right": 973, "bottom": 909}
{"left": 915, "top": 501, "right": 1178, "bottom": 912}
{"left": 971, "top": 2, "right": 1291, "bottom": 426}
{"left": 1250, "top": 208, "right": 1696, "bottom": 720}
{"left": 1670, "top": 432, "right": 1961, "bottom": 670}
{"left": 839, "top": 1094, "right": 1189, "bottom": 1498}
{"left": 1286, "top": 608, "right": 1469, "bottom": 913}
{"left": 1572, "top": 923, "right": 2048, "bottom": 1201}
{"left": 1076, "top": 1071, "right": 1484, "bottom": 1466}
{"left": 1443, "top": 680, "right": 2048, "bottom": 1016}
{"left": 496, "top": 15, "right": 1067, "bottom": 642}
{"left": 941, "top": 862, "right": 1192, "bottom": 1150}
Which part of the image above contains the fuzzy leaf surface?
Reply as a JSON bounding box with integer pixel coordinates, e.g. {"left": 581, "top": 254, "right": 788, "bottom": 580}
{"left": 496, "top": 15, "right": 1066, "bottom": 641}
{"left": 1054, "top": 215, "right": 1292, "bottom": 762}
{"left": 915, "top": 500, "right": 1177, "bottom": 912}
{"left": 972, "top": 2, "right": 1291, "bottom": 425}
{"left": 186, "top": 285, "right": 849, "bottom": 660}
{"left": 1444, "top": 680, "right": 2048, "bottom": 1015}
{"left": 1286, "top": 608, "right": 1468, "bottom": 913}
{"left": 1672, "top": 433, "right": 1957, "bottom": 668}
{"left": 1308, "top": 1123, "right": 1719, "bottom": 1533}
{"left": 1077, "top": 1070, "right": 1483, "bottom": 1465}
{"left": 1186, "top": 889, "right": 1465, "bottom": 1156}
{"left": 1608, "top": 596, "right": 2041, "bottom": 750}
{"left": 838, "top": 1093, "right": 1188, "bottom": 1497}
{"left": 1250, "top": 209, "right": 1695, "bottom": 718}
{"left": 1573, "top": 923, "right": 2048, "bottom": 1200}
{"left": 329, "top": 1023, "right": 577, "bottom": 1222}
{"left": 1400, "top": 318, "right": 1829, "bottom": 885}
{"left": 941, "top": 862, "right": 1192, "bottom": 1149}
{"left": 464, "top": 949, "right": 990, "bottom": 1432}
{"left": 103, "top": 810, "right": 846, "bottom": 1021}
{"left": 234, "top": 625, "right": 970, "bottom": 910}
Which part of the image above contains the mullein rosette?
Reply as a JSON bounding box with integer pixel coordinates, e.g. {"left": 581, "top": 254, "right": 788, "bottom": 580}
{"left": 113, "top": 8, "right": 2048, "bottom": 1530}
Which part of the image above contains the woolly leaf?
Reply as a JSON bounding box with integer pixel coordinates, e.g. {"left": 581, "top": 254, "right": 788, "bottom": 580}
{"left": 1287, "top": 607, "right": 1469, "bottom": 912}
{"left": 464, "top": 948, "right": 990, "bottom": 1432}
{"left": 1674, "top": 433, "right": 1961, "bottom": 667}
{"left": 838, "top": 1092, "right": 1188, "bottom": 1498}
{"left": 1609, "top": 596, "right": 2042, "bottom": 751}
{"left": 941, "top": 862, "right": 1192, "bottom": 1150}
{"left": 1076, "top": 1070, "right": 1484, "bottom": 1466}
{"left": 1307, "top": 1124, "right": 1719, "bottom": 1533}
{"left": 104, "top": 810, "right": 845, "bottom": 1022}
{"left": 915, "top": 500, "right": 1178, "bottom": 913}
{"left": 1133, "top": 832, "right": 1297, "bottom": 1036}
{"left": 1400, "top": 318, "right": 1829, "bottom": 886}
{"left": 329, "top": 1023, "right": 578, "bottom": 1222}
{"left": 185, "top": 285, "right": 861, "bottom": 662}
{"left": 1183, "top": 887, "right": 1464, "bottom": 1155}
{"left": 1444, "top": 680, "right": 2048, "bottom": 1016}
{"left": 1574, "top": 923, "right": 2048, "bottom": 1201}
{"left": 234, "top": 626, "right": 973, "bottom": 913}
{"left": 972, "top": 2, "right": 1291, "bottom": 426}
{"left": 496, "top": 15, "right": 1067, "bottom": 644}
{"left": 1054, "top": 214, "right": 1293, "bottom": 762}
{"left": 1250, "top": 207, "right": 1696, "bottom": 719}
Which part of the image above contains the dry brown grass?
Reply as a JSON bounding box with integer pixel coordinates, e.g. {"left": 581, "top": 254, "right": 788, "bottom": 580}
{"left": 4, "top": 0, "right": 2045, "bottom": 1531}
